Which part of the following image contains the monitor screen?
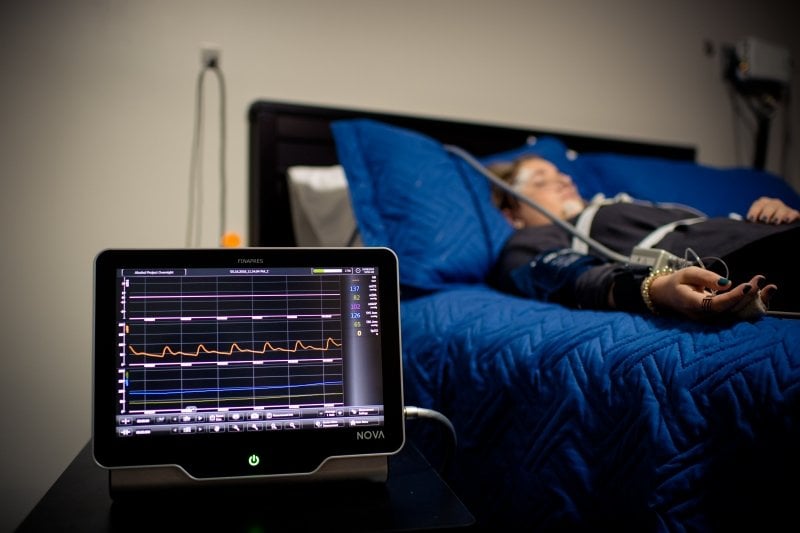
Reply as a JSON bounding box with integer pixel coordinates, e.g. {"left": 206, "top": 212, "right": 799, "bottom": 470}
{"left": 93, "top": 248, "right": 404, "bottom": 480}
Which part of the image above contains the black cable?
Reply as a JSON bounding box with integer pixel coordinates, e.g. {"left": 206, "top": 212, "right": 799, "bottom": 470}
{"left": 186, "top": 62, "right": 227, "bottom": 248}
{"left": 404, "top": 406, "right": 457, "bottom": 474}
{"left": 779, "top": 87, "right": 792, "bottom": 179}
{"left": 210, "top": 65, "right": 227, "bottom": 244}
{"left": 443, "top": 144, "right": 631, "bottom": 263}
{"left": 345, "top": 225, "right": 360, "bottom": 247}
{"left": 186, "top": 67, "right": 206, "bottom": 247}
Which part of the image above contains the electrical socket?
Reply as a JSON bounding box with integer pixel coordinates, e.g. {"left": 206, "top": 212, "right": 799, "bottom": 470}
{"left": 200, "top": 43, "right": 221, "bottom": 68}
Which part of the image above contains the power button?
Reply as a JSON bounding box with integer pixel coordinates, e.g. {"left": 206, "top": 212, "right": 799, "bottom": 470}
{"left": 248, "top": 454, "right": 260, "bottom": 467}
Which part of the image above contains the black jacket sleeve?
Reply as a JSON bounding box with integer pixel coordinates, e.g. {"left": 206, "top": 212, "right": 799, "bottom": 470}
{"left": 490, "top": 227, "right": 651, "bottom": 313}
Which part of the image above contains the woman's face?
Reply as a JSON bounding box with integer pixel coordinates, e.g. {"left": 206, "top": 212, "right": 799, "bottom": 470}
{"left": 508, "top": 158, "right": 584, "bottom": 227}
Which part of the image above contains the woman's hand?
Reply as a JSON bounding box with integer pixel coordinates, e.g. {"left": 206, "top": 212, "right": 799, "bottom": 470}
{"left": 747, "top": 197, "right": 800, "bottom": 224}
{"left": 648, "top": 266, "right": 777, "bottom": 322}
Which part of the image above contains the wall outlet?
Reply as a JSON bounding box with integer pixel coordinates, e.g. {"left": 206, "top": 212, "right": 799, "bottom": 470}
{"left": 200, "top": 43, "right": 221, "bottom": 68}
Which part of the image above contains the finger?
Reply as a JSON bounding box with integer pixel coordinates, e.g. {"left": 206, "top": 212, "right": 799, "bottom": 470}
{"left": 727, "top": 284, "right": 760, "bottom": 314}
{"left": 749, "top": 200, "right": 797, "bottom": 224}
{"left": 708, "top": 283, "right": 757, "bottom": 314}
{"left": 676, "top": 266, "right": 733, "bottom": 293}
{"left": 703, "top": 274, "right": 765, "bottom": 312}
{"left": 767, "top": 205, "right": 794, "bottom": 224}
{"left": 747, "top": 197, "right": 770, "bottom": 222}
{"left": 714, "top": 275, "right": 765, "bottom": 316}
{"left": 747, "top": 197, "right": 787, "bottom": 223}
{"left": 781, "top": 207, "right": 800, "bottom": 224}
{"left": 758, "top": 204, "right": 779, "bottom": 224}
{"left": 760, "top": 284, "right": 778, "bottom": 307}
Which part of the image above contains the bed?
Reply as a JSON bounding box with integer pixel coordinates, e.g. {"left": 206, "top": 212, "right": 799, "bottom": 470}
{"left": 248, "top": 100, "right": 800, "bottom": 531}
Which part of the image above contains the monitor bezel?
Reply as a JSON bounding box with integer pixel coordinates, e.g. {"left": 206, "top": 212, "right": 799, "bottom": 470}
{"left": 92, "top": 247, "right": 404, "bottom": 480}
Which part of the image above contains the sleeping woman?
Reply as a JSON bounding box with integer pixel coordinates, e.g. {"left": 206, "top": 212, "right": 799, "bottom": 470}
{"left": 487, "top": 155, "right": 800, "bottom": 322}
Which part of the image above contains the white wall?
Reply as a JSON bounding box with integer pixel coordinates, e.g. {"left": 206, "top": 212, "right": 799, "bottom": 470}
{"left": 1, "top": 0, "right": 797, "bottom": 529}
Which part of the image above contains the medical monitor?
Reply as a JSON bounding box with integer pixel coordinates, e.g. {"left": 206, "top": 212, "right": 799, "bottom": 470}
{"left": 92, "top": 247, "right": 404, "bottom": 488}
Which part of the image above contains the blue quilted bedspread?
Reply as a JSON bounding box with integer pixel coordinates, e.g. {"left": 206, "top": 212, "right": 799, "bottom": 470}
{"left": 400, "top": 284, "right": 800, "bottom": 531}
{"left": 329, "top": 117, "right": 800, "bottom": 530}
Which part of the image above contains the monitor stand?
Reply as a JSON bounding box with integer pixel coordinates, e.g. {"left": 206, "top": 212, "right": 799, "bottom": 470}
{"left": 109, "top": 455, "right": 388, "bottom": 497}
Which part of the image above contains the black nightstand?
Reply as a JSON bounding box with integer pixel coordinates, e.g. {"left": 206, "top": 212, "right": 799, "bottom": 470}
{"left": 18, "top": 440, "right": 474, "bottom": 532}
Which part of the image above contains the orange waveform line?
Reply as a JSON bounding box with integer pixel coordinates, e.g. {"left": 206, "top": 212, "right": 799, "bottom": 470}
{"left": 128, "top": 337, "right": 342, "bottom": 359}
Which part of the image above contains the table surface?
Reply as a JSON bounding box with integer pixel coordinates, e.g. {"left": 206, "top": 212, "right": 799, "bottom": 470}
{"left": 18, "top": 440, "right": 474, "bottom": 532}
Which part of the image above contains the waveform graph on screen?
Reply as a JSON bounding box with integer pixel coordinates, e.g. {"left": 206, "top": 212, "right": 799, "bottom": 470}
{"left": 119, "top": 272, "right": 345, "bottom": 415}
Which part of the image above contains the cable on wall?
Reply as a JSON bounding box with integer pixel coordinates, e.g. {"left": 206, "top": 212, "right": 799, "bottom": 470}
{"left": 722, "top": 38, "right": 792, "bottom": 174}
{"left": 186, "top": 45, "right": 233, "bottom": 248}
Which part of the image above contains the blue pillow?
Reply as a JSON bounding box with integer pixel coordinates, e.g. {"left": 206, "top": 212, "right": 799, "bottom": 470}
{"left": 573, "top": 153, "right": 800, "bottom": 218}
{"left": 331, "top": 119, "right": 514, "bottom": 293}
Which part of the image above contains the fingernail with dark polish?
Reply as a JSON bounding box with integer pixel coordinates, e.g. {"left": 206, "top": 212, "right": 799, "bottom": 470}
{"left": 742, "top": 285, "right": 752, "bottom": 294}
{"left": 717, "top": 277, "right": 730, "bottom": 286}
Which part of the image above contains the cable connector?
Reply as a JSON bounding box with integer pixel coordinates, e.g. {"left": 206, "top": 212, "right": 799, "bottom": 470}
{"left": 404, "top": 406, "right": 458, "bottom": 474}
{"left": 404, "top": 406, "right": 457, "bottom": 447}
{"left": 630, "top": 247, "right": 691, "bottom": 271}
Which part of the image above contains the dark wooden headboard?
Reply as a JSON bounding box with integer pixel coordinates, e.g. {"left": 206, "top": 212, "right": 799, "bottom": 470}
{"left": 248, "top": 99, "right": 696, "bottom": 246}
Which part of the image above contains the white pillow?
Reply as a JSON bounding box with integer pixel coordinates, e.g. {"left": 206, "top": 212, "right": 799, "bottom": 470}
{"left": 286, "top": 165, "right": 360, "bottom": 246}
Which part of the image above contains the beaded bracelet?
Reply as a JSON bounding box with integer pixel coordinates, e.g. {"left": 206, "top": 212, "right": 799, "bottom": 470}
{"left": 640, "top": 267, "right": 674, "bottom": 315}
